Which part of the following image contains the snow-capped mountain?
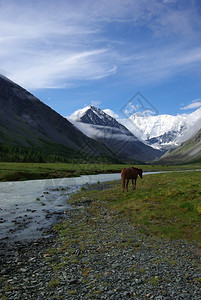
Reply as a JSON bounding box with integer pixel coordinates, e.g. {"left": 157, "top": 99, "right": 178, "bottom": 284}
{"left": 68, "top": 106, "right": 163, "bottom": 163}
{"left": 158, "top": 127, "right": 201, "bottom": 164}
{"left": 119, "top": 107, "right": 201, "bottom": 150}
{"left": 70, "top": 105, "right": 126, "bottom": 129}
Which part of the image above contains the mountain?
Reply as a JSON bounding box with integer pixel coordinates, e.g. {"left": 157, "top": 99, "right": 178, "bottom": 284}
{"left": 0, "top": 75, "right": 116, "bottom": 162}
{"left": 119, "top": 108, "right": 201, "bottom": 150}
{"left": 70, "top": 105, "right": 128, "bottom": 130}
{"left": 68, "top": 106, "right": 163, "bottom": 163}
{"left": 157, "top": 127, "right": 201, "bottom": 164}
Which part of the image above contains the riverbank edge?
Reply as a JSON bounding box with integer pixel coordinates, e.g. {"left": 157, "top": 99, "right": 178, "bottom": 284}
{"left": 1, "top": 162, "right": 201, "bottom": 182}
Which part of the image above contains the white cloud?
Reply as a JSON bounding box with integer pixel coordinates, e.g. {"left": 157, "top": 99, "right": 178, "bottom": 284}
{"left": 90, "top": 100, "right": 101, "bottom": 107}
{"left": 117, "top": 45, "right": 201, "bottom": 87}
{"left": 103, "top": 109, "right": 119, "bottom": 119}
{"left": 9, "top": 49, "right": 117, "bottom": 89}
{"left": 68, "top": 119, "right": 136, "bottom": 142}
{"left": 68, "top": 120, "right": 99, "bottom": 139}
{"left": 0, "top": 0, "right": 200, "bottom": 90}
{"left": 0, "top": 1, "right": 118, "bottom": 89}
{"left": 180, "top": 99, "right": 201, "bottom": 110}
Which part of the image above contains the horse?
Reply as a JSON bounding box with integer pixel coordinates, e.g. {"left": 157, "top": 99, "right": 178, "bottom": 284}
{"left": 121, "top": 167, "right": 143, "bottom": 192}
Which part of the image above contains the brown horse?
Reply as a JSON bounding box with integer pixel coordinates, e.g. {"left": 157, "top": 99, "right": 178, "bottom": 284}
{"left": 121, "top": 167, "right": 143, "bottom": 192}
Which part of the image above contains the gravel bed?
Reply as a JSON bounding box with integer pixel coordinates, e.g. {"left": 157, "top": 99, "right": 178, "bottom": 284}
{"left": 0, "top": 198, "right": 201, "bottom": 299}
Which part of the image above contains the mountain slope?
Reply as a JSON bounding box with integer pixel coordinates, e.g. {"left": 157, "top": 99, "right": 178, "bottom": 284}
{"left": 157, "top": 127, "right": 201, "bottom": 164}
{"left": 0, "top": 75, "right": 116, "bottom": 162}
{"left": 68, "top": 106, "right": 163, "bottom": 163}
{"left": 119, "top": 108, "right": 201, "bottom": 150}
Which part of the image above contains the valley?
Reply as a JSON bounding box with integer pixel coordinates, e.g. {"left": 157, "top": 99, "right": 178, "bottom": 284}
{"left": 1, "top": 75, "right": 201, "bottom": 165}
{"left": 0, "top": 75, "right": 200, "bottom": 299}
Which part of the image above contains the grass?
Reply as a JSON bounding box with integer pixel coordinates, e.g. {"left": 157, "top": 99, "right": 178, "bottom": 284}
{"left": 0, "top": 161, "right": 200, "bottom": 181}
{"left": 0, "top": 162, "right": 121, "bottom": 181}
{"left": 68, "top": 171, "right": 201, "bottom": 243}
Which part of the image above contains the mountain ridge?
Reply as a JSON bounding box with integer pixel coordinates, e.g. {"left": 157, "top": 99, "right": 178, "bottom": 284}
{"left": 68, "top": 106, "right": 163, "bottom": 163}
{"left": 0, "top": 75, "right": 116, "bottom": 162}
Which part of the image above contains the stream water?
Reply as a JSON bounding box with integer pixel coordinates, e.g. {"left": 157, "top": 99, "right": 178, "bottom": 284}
{"left": 0, "top": 173, "right": 122, "bottom": 241}
{"left": 0, "top": 170, "right": 200, "bottom": 242}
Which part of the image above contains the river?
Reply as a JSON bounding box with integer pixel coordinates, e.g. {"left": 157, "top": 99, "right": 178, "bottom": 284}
{"left": 0, "top": 173, "right": 122, "bottom": 241}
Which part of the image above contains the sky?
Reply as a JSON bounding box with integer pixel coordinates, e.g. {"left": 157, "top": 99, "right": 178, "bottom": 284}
{"left": 0, "top": 0, "right": 201, "bottom": 118}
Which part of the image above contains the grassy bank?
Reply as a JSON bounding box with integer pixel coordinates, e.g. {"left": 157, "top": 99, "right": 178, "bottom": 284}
{"left": 0, "top": 162, "right": 200, "bottom": 181}
{"left": 0, "top": 162, "right": 123, "bottom": 181}
{"left": 68, "top": 171, "right": 201, "bottom": 243}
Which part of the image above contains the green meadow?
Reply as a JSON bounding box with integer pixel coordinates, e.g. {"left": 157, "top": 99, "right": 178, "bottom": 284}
{"left": 0, "top": 161, "right": 200, "bottom": 181}
{"left": 0, "top": 162, "right": 125, "bottom": 181}
{"left": 69, "top": 171, "right": 201, "bottom": 243}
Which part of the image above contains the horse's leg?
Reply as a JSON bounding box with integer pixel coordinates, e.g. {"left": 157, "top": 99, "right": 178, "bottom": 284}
{"left": 132, "top": 179, "right": 134, "bottom": 190}
{"left": 126, "top": 179, "right": 129, "bottom": 192}
{"left": 134, "top": 179, "right": 137, "bottom": 190}
{"left": 122, "top": 177, "right": 125, "bottom": 193}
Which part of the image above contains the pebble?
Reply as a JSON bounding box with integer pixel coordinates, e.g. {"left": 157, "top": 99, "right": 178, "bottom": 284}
{"left": 0, "top": 199, "right": 201, "bottom": 300}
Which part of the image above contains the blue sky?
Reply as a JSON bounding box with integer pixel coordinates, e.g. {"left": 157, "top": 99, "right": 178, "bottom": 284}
{"left": 0, "top": 0, "right": 201, "bottom": 117}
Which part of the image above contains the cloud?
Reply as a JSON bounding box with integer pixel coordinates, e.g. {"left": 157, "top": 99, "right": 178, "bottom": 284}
{"left": 180, "top": 99, "right": 201, "bottom": 110}
{"left": 89, "top": 100, "right": 101, "bottom": 107}
{"left": 116, "top": 44, "right": 201, "bottom": 87}
{"left": 103, "top": 109, "right": 119, "bottom": 119}
{"left": 0, "top": 0, "right": 118, "bottom": 89}
{"left": 68, "top": 119, "right": 136, "bottom": 142}
{"left": 0, "top": 0, "right": 200, "bottom": 90}
{"left": 68, "top": 119, "right": 99, "bottom": 139}
{"left": 9, "top": 49, "right": 117, "bottom": 89}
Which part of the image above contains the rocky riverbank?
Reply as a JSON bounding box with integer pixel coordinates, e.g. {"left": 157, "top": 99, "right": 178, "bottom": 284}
{"left": 0, "top": 196, "right": 201, "bottom": 299}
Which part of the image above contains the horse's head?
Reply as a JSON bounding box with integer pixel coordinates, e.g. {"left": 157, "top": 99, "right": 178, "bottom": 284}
{"left": 138, "top": 168, "right": 143, "bottom": 179}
